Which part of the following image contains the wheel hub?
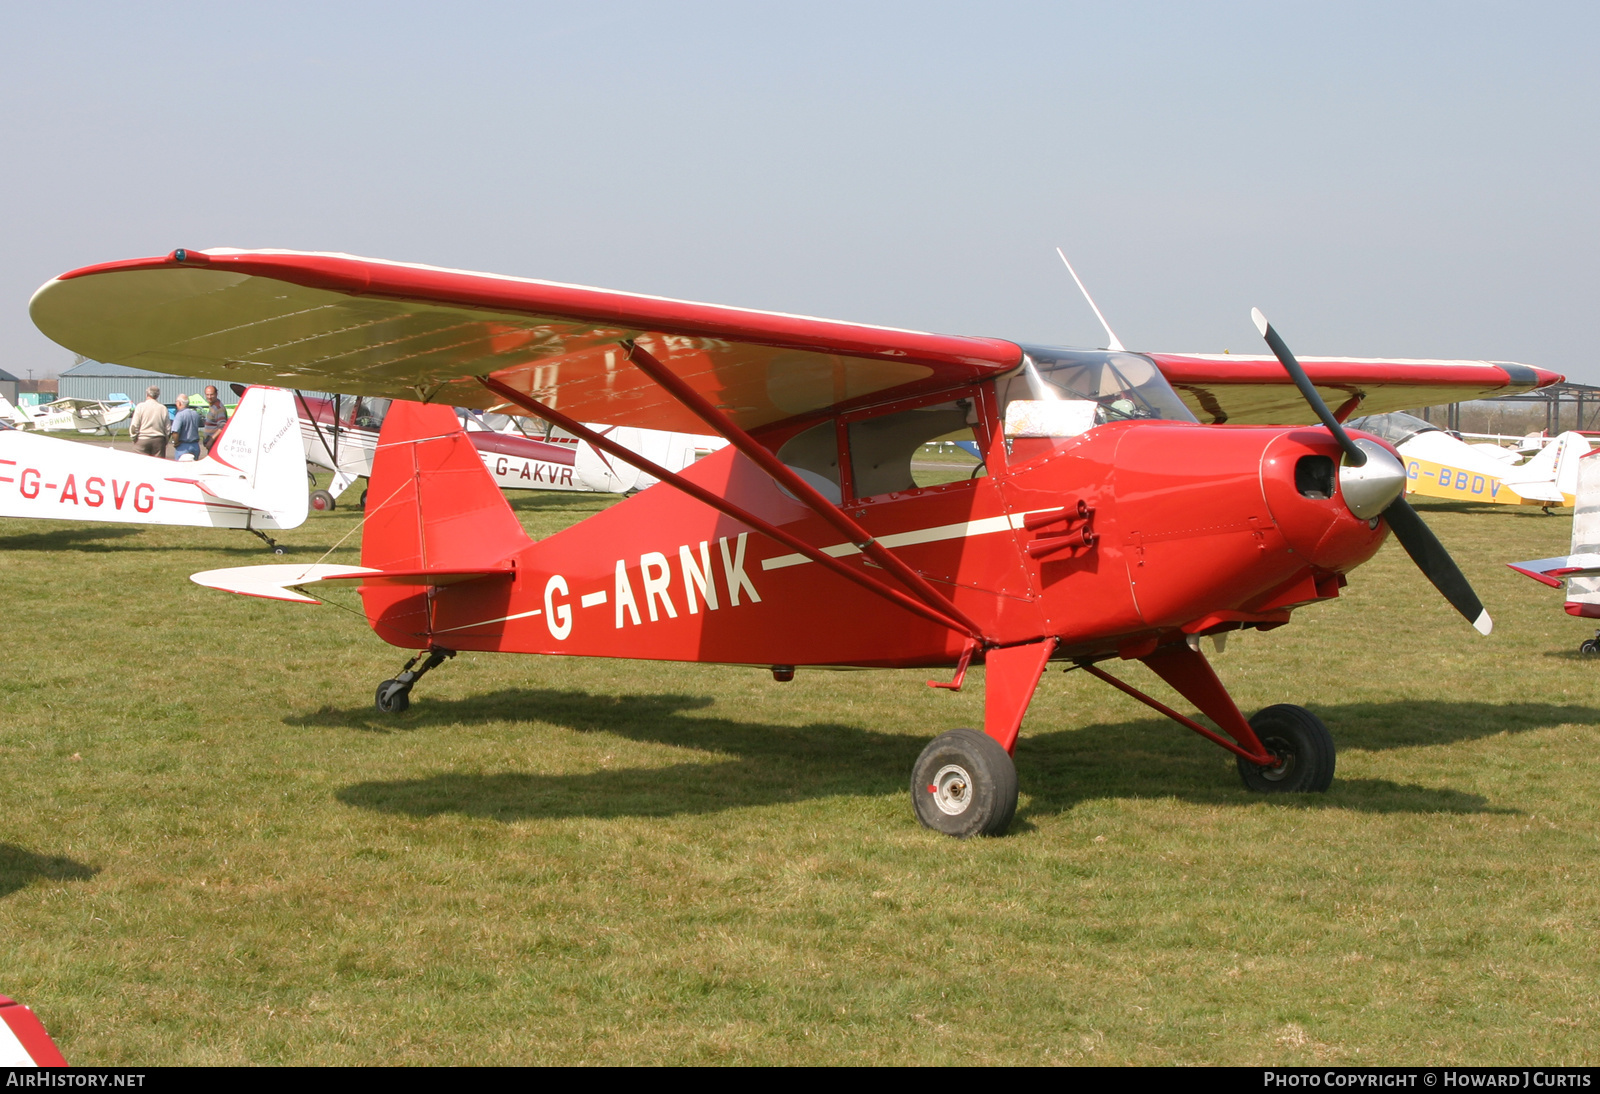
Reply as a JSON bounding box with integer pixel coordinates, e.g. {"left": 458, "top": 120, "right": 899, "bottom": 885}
{"left": 1256, "top": 736, "right": 1296, "bottom": 782}
{"left": 930, "top": 764, "right": 974, "bottom": 816}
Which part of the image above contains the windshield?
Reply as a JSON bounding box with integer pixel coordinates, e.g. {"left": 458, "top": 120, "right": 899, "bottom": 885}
{"left": 1002, "top": 347, "right": 1198, "bottom": 432}
{"left": 1345, "top": 412, "right": 1437, "bottom": 447}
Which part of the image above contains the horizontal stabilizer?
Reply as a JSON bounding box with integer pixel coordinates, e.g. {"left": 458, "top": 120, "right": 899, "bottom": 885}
{"left": 1506, "top": 553, "right": 1600, "bottom": 588}
{"left": 191, "top": 562, "right": 514, "bottom": 603}
{"left": 164, "top": 472, "right": 286, "bottom": 514}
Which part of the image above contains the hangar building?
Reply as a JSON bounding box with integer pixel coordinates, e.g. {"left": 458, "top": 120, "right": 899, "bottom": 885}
{"left": 58, "top": 359, "right": 239, "bottom": 404}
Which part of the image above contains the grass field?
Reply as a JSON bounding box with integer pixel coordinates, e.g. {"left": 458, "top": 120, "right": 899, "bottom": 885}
{"left": 1, "top": 475, "right": 1597, "bottom": 1065}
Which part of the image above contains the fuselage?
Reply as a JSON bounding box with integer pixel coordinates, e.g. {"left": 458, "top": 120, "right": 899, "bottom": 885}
{"left": 355, "top": 353, "right": 1391, "bottom": 668}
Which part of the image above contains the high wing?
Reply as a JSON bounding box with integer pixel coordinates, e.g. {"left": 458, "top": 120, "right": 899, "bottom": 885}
{"left": 30, "top": 249, "right": 1024, "bottom": 435}
{"left": 30, "top": 249, "right": 1558, "bottom": 433}
{"left": 1150, "top": 353, "right": 1558, "bottom": 425}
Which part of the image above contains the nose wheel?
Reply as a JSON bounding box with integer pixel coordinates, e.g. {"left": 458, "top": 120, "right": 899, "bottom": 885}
{"left": 1236, "top": 704, "right": 1335, "bottom": 793}
{"left": 374, "top": 647, "right": 455, "bottom": 714}
{"left": 910, "top": 728, "right": 1019, "bottom": 837}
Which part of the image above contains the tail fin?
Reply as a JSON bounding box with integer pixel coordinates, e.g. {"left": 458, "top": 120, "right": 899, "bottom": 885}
{"left": 196, "top": 386, "right": 309, "bottom": 528}
{"left": 0, "top": 395, "right": 32, "bottom": 428}
{"left": 1509, "top": 432, "right": 1569, "bottom": 483}
{"left": 1565, "top": 450, "right": 1600, "bottom": 616}
{"left": 363, "top": 401, "right": 532, "bottom": 573}
{"left": 1554, "top": 432, "right": 1593, "bottom": 506}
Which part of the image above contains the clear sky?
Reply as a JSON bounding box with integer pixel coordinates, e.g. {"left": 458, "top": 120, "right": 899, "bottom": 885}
{"left": 2, "top": 2, "right": 1595, "bottom": 382}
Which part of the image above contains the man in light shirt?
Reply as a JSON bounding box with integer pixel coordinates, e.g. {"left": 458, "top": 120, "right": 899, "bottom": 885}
{"left": 128, "top": 385, "right": 169, "bottom": 458}
{"left": 171, "top": 393, "right": 201, "bottom": 460}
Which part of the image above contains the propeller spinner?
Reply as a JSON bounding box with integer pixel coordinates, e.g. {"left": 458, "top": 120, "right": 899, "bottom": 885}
{"left": 1251, "top": 309, "right": 1492, "bottom": 636}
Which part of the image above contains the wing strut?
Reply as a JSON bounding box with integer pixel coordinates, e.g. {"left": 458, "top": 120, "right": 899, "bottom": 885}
{"left": 477, "top": 375, "right": 987, "bottom": 642}
{"left": 295, "top": 390, "right": 341, "bottom": 472}
{"left": 618, "top": 343, "right": 989, "bottom": 638}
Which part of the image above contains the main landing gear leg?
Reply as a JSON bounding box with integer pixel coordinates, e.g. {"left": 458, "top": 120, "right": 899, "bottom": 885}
{"left": 247, "top": 528, "right": 287, "bottom": 555}
{"left": 375, "top": 646, "right": 456, "bottom": 714}
{"left": 911, "top": 639, "right": 1056, "bottom": 838}
{"left": 1085, "top": 642, "right": 1335, "bottom": 793}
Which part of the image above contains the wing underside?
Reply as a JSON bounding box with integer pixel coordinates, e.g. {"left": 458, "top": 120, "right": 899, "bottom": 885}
{"left": 30, "top": 251, "right": 1558, "bottom": 434}
{"left": 1152, "top": 353, "right": 1556, "bottom": 425}
{"left": 31, "top": 250, "right": 1025, "bottom": 435}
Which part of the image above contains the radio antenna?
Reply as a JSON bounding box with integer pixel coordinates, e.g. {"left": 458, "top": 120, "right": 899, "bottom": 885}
{"left": 1055, "top": 247, "right": 1125, "bottom": 352}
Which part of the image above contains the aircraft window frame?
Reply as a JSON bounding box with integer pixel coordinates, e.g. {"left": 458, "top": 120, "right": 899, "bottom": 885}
{"left": 1000, "top": 348, "right": 1199, "bottom": 435}
{"left": 775, "top": 419, "right": 845, "bottom": 504}
{"left": 1345, "top": 412, "right": 1437, "bottom": 448}
{"left": 835, "top": 386, "right": 998, "bottom": 504}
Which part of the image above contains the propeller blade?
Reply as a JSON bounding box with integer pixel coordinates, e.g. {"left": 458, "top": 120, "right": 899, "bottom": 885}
{"left": 1382, "top": 495, "right": 1492, "bottom": 635}
{"left": 1251, "top": 308, "right": 1366, "bottom": 467}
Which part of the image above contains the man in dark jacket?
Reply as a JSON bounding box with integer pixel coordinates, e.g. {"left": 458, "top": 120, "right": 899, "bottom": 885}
{"left": 202, "top": 385, "right": 228, "bottom": 452}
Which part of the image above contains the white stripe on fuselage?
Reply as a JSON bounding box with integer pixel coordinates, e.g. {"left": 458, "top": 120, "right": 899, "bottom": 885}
{"left": 431, "top": 606, "right": 544, "bottom": 634}
{"left": 759, "top": 507, "right": 1064, "bottom": 571}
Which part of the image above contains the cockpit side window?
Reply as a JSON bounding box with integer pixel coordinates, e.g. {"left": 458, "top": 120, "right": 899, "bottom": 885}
{"left": 776, "top": 420, "right": 843, "bottom": 503}
{"left": 1345, "top": 412, "right": 1435, "bottom": 447}
{"left": 1000, "top": 348, "right": 1198, "bottom": 429}
{"left": 996, "top": 347, "right": 1197, "bottom": 461}
{"left": 351, "top": 397, "right": 390, "bottom": 431}
{"left": 847, "top": 401, "right": 975, "bottom": 499}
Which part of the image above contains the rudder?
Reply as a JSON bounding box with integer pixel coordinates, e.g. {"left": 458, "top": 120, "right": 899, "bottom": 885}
{"left": 363, "top": 400, "right": 532, "bottom": 574}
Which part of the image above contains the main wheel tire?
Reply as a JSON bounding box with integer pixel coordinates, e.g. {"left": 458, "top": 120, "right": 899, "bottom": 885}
{"left": 375, "top": 679, "right": 411, "bottom": 714}
{"left": 1237, "top": 704, "right": 1335, "bottom": 793}
{"left": 1579, "top": 639, "right": 1599, "bottom": 656}
{"left": 910, "top": 728, "right": 1019, "bottom": 838}
{"left": 358, "top": 489, "right": 368, "bottom": 511}
{"left": 310, "top": 489, "right": 336, "bottom": 512}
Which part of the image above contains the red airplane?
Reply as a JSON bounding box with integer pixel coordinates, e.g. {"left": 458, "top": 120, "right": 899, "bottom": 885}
{"left": 29, "top": 249, "right": 1561, "bottom": 837}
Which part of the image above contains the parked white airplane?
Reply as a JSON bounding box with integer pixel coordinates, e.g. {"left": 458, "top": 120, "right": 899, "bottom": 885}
{"left": 1347, "top": 411, "right": 1591, "bottom": 508}
{"left": 0, "top": 385, "right": 306, "bottom": 551}
{"left": 292, "top": 390, "right": 725, "bottom": 510}
{"left": 1509, "top": 449, "right": 1600, "bottom": 650}
{"left": 0, "top": 394, "right": 132, "bottom": 435}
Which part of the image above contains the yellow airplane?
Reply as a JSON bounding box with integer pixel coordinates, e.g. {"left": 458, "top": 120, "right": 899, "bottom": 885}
{"left": 1347, "top": 412, "right": 1590, "bottom": 508}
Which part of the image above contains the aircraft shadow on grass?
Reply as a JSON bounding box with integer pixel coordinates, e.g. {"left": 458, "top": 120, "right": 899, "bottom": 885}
{"left": 0, "top": 525, "right": 331, "bottom": 557}
{"left": 0, "top": 843, "right": 98, "bottom": 899}
{"left": 320, "top": 690, "right": 1597, "bottom": 825}
{"left": 0, "top": 526, "right": 143, "bottom": 551}
{"left": 506, "top": 494, "right": 620, "bottom": 514}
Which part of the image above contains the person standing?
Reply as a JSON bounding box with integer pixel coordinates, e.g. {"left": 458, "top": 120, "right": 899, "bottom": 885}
{"left": 128, "top": 386, "right": 169, "bottom": 458}
{"left": 171, "top": 393, "right": 201, "bottom": 460}
{"left": 202, "top": 385, "right": 228, "bottom": 451}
